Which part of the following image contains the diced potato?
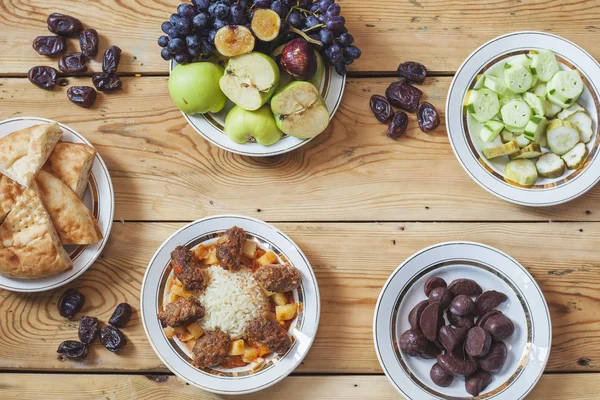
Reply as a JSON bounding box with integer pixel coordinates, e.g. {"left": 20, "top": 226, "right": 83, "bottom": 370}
{"left": 242, "top": 240, "right": 258, "bottom": 259}
{"left": 205, "top": 248, "right": 219, "bottom": 265}
{"left": 186, "top": 322, "right": 204, "bottom": 339}
{"left": 163, "top": 327, "right": 176, "bottom": 339}
{"left": 258, "top": 283, "right": 274, "bottom": 297}
{"left": 250, "top": 357, "right": 265, "bottom": 371}
{"left": 257, "top": 250, "right": 277, "bottom": 266}
{"left": 242, "top": 347, "right": 259, "bottom": 363}
{"left": 272, "top": 292, "right": 288, "bottom": 306}
{"left": 173, "top": 277, "right": 183, "bottom": 287}
{"left": 257, "top": 344, "right": 270, "bottom": 357}
{"left": 185, "top": 339, "right": 197, "bottom": 353}
{"left": 172, "top": 326, "right": 187, "bottom": 336}
{"left": 171, "top": 285, "right": 192, "bottom": 298}
{"left": 228, "top": 339, "right": 245, "bottom": 356}
{"left": 193, "top": 244, "right": 208, "bottom": 259}
{"left": 166, "top": 277, "right": 174, "bottom": 292}
{"left": 276, "top": 303, "right": 298, "bottom": 321}
{"left": 178, "top": 332, "right": 195, "bottom": 342}
{"left": 167, "top": 292, "right": 180, "bottom": 304}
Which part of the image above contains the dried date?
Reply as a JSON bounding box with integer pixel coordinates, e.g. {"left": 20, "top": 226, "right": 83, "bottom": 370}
{"left": 28, "top": 66, "right": 61, "bottom": 89}
{"left": 102, "top": 45, "right": 122, "bottom": 74}
{"left": 47, "top": 13, "right": 83, "bottom": 37}
{"left": 408, "top": 300, "right": 429, "bottom": 330}
{"left": 438, "top": 325, "right": 468, "bottom": 355}
{"left": 57, "top": 288, "right": 85, "bottom": 319}
{"left": 109, "top": 303, "right": 132, "bottom": 327}
{"left": 417, "top": 102, "right": 440, "bottom": 132}
{"left": 397, "top": 61, "right": 428, "bottom": 84}
{"left": 80, "top": 29, "right": 99, "bottom": 57}
{"left": 419, "top": 302, "right": 443, "bottom": 341}
{"left": 387, "top": 111, "right": 408, "bottom": 139}
{"left": 32, "top": 36, "right": 67, "bottom": 55}
{"left": 58, "top": 53, "right": 88, "bottom": 74}
{"left": 67, "top": 86, "right": 97, "bottom": 108}
{"left": 385, "top": 80, "right": 422, "bottom": 112}
{"left": 449, "top": 294, "right": 475, "bottom": 316}
{"left": 436, "top": 354, "right": 478, "bottom": 377}
{"left": 424, "top": 276, "right": 447, "bottom": 296}
{"left": 57, "top": 340, "right": 88, "bottom": 359}
{"left": 428, "top": 287, "right": 453, "bottom": 309}
{"left": 92, "top": 73, "right": 122, "bottom": 92}
{"left": 430, "top": 363, "right": 453, "bottom": 387}
{"left": 78, "top": 316, "right": 99, "bottom": 345}
{"left": 465, "top": 370, "right": 492, "bottom": 396}
{"left": 399, "top": 329, "right": 429, "bottom": 357}
{"left": 100, "top": 326, "right": 127, "bottom": 352}
{"left": 370, "top": 94, "right": 393, "bottom": 123}
{"left": 475, "top": 290, "right": 508, "bottom": 316}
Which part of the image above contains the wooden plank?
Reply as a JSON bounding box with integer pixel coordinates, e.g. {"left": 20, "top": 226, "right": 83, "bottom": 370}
{"left": 2, "top": 1, "right": 600, "bottom": 74}
{"left": 0, "top": 222, "right": 599, "bottom": 373}
{"left": 2, "top": 76, "right": 600, "bottom": 222}
{"left": 0, "top": 373, "right": 598, "bottom": 399}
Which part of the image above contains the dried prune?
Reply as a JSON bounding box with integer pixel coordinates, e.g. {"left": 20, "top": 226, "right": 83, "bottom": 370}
{"left": 387, "top": 111, "right": 408, "bottom": 139}
{"left": 397, "top": 61, "right": 427, "bottom": 84}
{"left": 465, "top": 326, "right": 492, "bottom": 357}
{"left": 483, "top": 313, "right": 514, "bottom": 341}
{"left": 408, "top": 300, "right": 429, "bottom": 330}
{"left": 447, "top": 309, "right": 475, "bottom": 329}
{"left": 477, "top": 309, "right": 502, "bottom": 328}
{"left": 58, "top": 53, "right": 88, "bottom": 74}
{"left": 67, "top": 86, "right": 97, "bottom": 108}
{"left": 449, "top": 294, "right": 475, "bottom": 316}
{"left": 28, "top": 66, "right": 61, "bottom": 89}
{"left": 385, "top": 81, "right": 422, "bottom": 112}
{"left": 428, "top": 287, "right": 453, "bottom": 308}
{"left": 80, "top": 29, "right": 99, "bottom": 57}
{"left": 448, "top": 279, "right": 483, "bottom": 297}
{"left": 57, "top": 340, "right": 88, "bottom": 359}
{"left": 475, "top": 290, "right": 508, "bottom": 316}
{"left": 100, "top": 326, "right": 127, "bottom": 352}
{"left": 438, "top": 325, "right": 468, "bottom": 354}
{"left": 424, "top": 276, "right": 447, "bottom": 296}
{"left": 479, "top": 341, "right": 507, "bottom": 373}
{"left": 109, "top": 303, "right": 133, "bottom": 327}
{"left": 430, "top": 363, "right": 453, "bottom": 387}
{"left": 419, "top": 302, "right": 443, "bottom": 341}
{"left": 436, "top": 353, "right": 478, "bottom": 377}
{"left": 465, "top": 370, "right": 492, "bottom": 396}
{"left": 103, "top": 46, "right": 122, "bottom": 74}
{"left": 78, "top": 316, "right": 99, "bottom": 345}
{"left": 399, "top": 329, "right": 429, "bottom": 357}
{"left": 370, "top": 94, "right": 393, "bottom": 123}
{"left": 58, "top": 288, "right": 85, "bottom": 319}
{"left": 417, "top": 102, "right": 440, "bottom": 132}
{"left": 32, "top": 36, "right": 67, "bottom": 55}
{"left": 92, "top": 73, "right": 122, "bottom": 92}
{"left": 47, "top": 13, "right": 83, "bottom": 37}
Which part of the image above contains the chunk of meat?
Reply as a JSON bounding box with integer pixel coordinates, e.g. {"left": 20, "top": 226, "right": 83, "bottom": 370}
{"left": 158, "top": 297, "right": 204, "bottom": 328}
{"left": 216, "top": 226, "right": 246, "bottom": 271}
{"left": 192, "top": 329, "right": 230, "bottom": 368}
{"left": 171, "top": 246, "right": 205, "bottom": 291}
{"left": 245, "top": 317, "right": 292, "bottom": 354}
{"left": 254, "top": 264, "right": 301, "bottom": 293}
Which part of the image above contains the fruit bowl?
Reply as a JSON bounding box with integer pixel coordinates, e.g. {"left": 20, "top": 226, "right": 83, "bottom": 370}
{"left": 171, "top": 59, "right": 345, "bottom": 157}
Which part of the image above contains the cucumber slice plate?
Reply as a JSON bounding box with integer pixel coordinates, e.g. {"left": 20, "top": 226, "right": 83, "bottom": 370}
{"left": 482, "top": 75, "right": 507, "bottom": 95}
{"left": 556, "top": 103, "right": 585, "bottom": 120}
{"left": 504, "top": 65, "right": 534, "bottom": 93}
{"left": 546, "top": 119, "right": 580, "bottom": 155}
{"left": 523, "top": 115, "right": 548, "bottom": 143}
{"left": 480, "top": 120, "right": 505, "bottom": 142}
{"left": 536, "top": 152, "right": 565, "bottom": 178}
{"left": 522, "top": 92, "right": 545, "bottom": 116}
{"left": 530, "top": 50, "right": 560, "bottom": 82}
{"left": 509, "top": 143, "right": 543, "bottom": 160}
{"left": 562, "top": 142, "right": 588, "bottom": 169}
{"left": 505, "top": 159, "right": 538, "bottom": 186}
{"left": 566, "top": 111, "right": 594, "bottom": 143}
{"left": 482, "top": 139, "right": 520, "bottom": 159}
{"left": 547, "top": 70, "right": 584, "bottom": 105}
{"left": 465, "top": 89, "right": 500, "bottom": 123}
{"left": 501, "top": 99, "right": 532, "bottom": 128}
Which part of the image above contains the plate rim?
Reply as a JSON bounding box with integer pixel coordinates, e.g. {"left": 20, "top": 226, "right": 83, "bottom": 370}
{"left": 140, "top": 214, "right": 321, "bottom": 394}
{"left": 0, "top": 116, "right": 115, "bottom": 293}
{"left": 372, "top": 240, "right": 552, "bottom": 400}
{"left": 446, "top": 30, "right": 600, "bottom": 206}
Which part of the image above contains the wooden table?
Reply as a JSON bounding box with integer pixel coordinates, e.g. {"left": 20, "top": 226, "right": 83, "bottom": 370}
{"left": 1, "top": 1, "right": 600, "bottom": 398}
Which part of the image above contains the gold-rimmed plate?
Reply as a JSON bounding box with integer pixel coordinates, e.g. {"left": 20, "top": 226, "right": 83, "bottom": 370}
{"left": 373, "top": 242, "right": 551, "bottom": 399}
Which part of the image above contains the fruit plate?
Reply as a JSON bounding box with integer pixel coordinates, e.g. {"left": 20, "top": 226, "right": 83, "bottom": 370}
{"left": 373, "top": 241, "right": 551, "bottom": 400}
{"left": 446, "top": 31, "right": 600, "bottom": 206}
{"left": 141, "top": 215, "right": 320, "bottom": 394}
{"left": 170, "top": 60, "right": 345, "bottom": 157}
{"left": 0, "top": 117, "right": 114, "bottom": 293}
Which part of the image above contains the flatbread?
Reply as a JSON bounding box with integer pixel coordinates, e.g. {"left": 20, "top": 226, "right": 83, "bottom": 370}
{"left": 44, "top": 142, "right": 96, "bottom": 198}
{"left": 0, "top": 122, "right": 62, "bottom": 188}
{"left": 0, "top": 175, "right": 23, "bottom": 223}
{"left": 36, "top": 169, "right": 102, "bottom": 245}
{"left": 0, "top": 182, "right": 72, "bottom": 278}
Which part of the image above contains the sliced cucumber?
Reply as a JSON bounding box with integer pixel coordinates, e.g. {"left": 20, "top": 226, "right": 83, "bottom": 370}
{"left": 501, "top": 99, "right": 532, "bottom": 128}
{"left": 515, "top": 134, "right": 531, "bottom": 148}
{"left": 522, "top": 92, "right": 545, "bottom": 116}
{"left": 465, "top": 89, "right": 500, "bottom": 123}
{"left": 505, "top": 124, "right": 525, "bottom": 134}
{"left": 556, "top": 103, "right": 585, "bottom": 120}
{"left": 547, "top": 70, "right": 584, "bottom": 105}
{"left": 544, "top": 100, "right": 562, "bottom": 118}
{"left": 546, "top": 119, "right": 580, "bottom": 155}
{"left": 536, "top": 153, "right": 566, "bottom": 178}
{"left": 532, "top": 82, "right": 546, "bottom": 97}
{"left": 546, "top": 91, "right": 574, "bottom": 109}
{"left": 482, "top": 74, "right": 507, "bottom": 95}
{"left": 506, "top": 54, "right": 532, "bottom": 69}
{"left": 505, "top": 159, "right": 538, "bottom": 186}
{"left": 530, "top": 50, "right": 560, "bottom": 82}
{"left": 500, "top": 129, "right": 516, "bottom": 143}
{"left": 566, "top": 111, "right": 594, "bottom": 143}
{"left": 509, "top": 143, "right": 543, "bottom": 160}
{"left": 562, "top": 142, "right": 588, "bottom": 169}
{"left": 523, "top": 115, "right": 548, "bottom": 143}
{"left": 482, "top": 139, "right": 520, "bottom": 159}
{"left": 499, "top": 92, "right": 522, "bottom": 107}
{"left": 504, "top": 65, "right": 534, "bottom": 93}
{"left": 479, "top": 120, "right": 505, "bottom": 142}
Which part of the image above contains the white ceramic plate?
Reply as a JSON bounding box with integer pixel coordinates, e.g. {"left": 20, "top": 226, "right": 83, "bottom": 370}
{"left": 0, "top": 117, "right": 114, "bottom": 293}
{"left": 170, "top": 60, "right": 345, "bottom": 157}
{"left": 374, "top": 242, "right": 551, "bottom": 399}
{"left": 141, "top": 215, "right": 320, "bottom": 395}
{"left": 447, "top": 31, "right": 600, "bottom": 206}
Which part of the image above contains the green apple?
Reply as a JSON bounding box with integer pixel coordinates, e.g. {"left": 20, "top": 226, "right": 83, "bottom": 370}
{"left": 270, "top": 81, "right": 329, "bottom": 139}
{"left": 224, "top": 104, "right": 283, "bottom": 145}
{"left": 168, "top": 62, "right": 227, "bottom": 114}
{"left": 219, "top": 52, "right": 280, "bottom": 111}
{"left": 309, "top": 51, "right": 325, "bottom": 90}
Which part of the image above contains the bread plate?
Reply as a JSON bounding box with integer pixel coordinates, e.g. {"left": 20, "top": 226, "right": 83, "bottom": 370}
{"left": 0, "top": 117, "right": 114, "bottom": 292}
{"left": 373, "top": 241, "right": 551, "bottom": 399}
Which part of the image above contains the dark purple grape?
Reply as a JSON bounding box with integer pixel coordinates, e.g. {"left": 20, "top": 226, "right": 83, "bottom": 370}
{"left": 318, "top": 14, "right": 327, "bottom": 23}
{"left": 324, "top": 44, "right": 343, "bottom": 64}
{"left": 161, "top": 21, "right": 173, "bottom": 34}
{"left": 326, "top": 3, "right": 340, "bottom": 16}
{"left": 168, "top": 28, "right": 180, "bottom": 39}
{"left": 334, "top": 63, "right": 346, "bottom": 75}
{"left": 319, "top": 0, "right": 334, "bottom": 12}
{"left": 178, "top": 3, "right": 197, "bottom": 19}
{"left": 221, "top": 0, "right": 233, "bottom": 5}
{"left": 169, "top": 38, "right": 185, "bottom": 53}
{"left": 92, "top": 73, "right": 122, "bottom": 91}
{"left": 201, "top": 37, "right": 215, "bottom": 54}
{"left": 192, "top": 13, "right": 210, "bottom": 30}
{"left": 310, "top": 3, "right": 320, "bottom": 12}
{"left": 338, "top": 32, "right": 354, "bottom": 46}
{"left": 213, "top": 18, "right": 227, "bottom": 30}
{"left": 207, "top": 29, "right": 217, "bottom": 43}
{"left": 344, "top": 45, "right": 361, "bottom": 60}
{"left": 186, "top": 34, "right": 201, "bottom": 49}
{"left": 297, "top": 0, "right": 310, "bottom": 7}
{"left": 175, "top": 17, "right": 192, "bottom": 35}
{"left": 326, "top": 15, "right": 345, "bottom": 33}
{"left": 319, "top": 29, "right": 334, "bottom": 45}
{"left": 208, "top": 3, "right": 218, "bottom": 15}
{"left": 158, "top": 35, "right": 170, "bottom": 47}
{"left": 161, "top": 48, "right": 173, "bottom": 60}
{"left": 239, "top": 0, "right": 248, "bottom": 9}
{"left": 288, "top": 11, "right": 304, "bottom": 28}
{"left": 230, "top": 4, "right": 245, "bottom": 24}
{"left": 279, "top": 21, "right": 290, "bottom": 34}
{"left": 214, "top": 3, "right": 229, "bottom": 19}
{"left": 344, "top": 57, "right": 354, "bottom": 65}
{"left": 57, "top": 341, "right": 89, "bottom": 359}
{"left": 193, "top": 0, "right": 210, "bottom": 11}
{"left": 270, "top": 1, "right": 289, "bottom": 18}
{"left": 170, "top": 13, "right": 182, "bottom": 25}
{"left": 254, "top": 0, "right": 271, "bottom": 8}
{"left": 188, "top": 47, "right": 201, "bottom": 57}
{"left": 175, "top": 52, "right": 189, "bottom": 64}
{"left": 305, "top": 15, "right": 319, "bottom": 28}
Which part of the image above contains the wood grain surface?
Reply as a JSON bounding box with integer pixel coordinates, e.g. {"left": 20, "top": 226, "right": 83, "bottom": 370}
{"left": 2, "top": 0, "right": 600, "bottom": 74}
{"left": 1, "top": 373, "right": 597, "bottom": 399}
{"left": 2, "top": 76, "right": 600, "bottom": 222}
{"left": 1, "top": 222, "right": 598, "bottom": 373}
